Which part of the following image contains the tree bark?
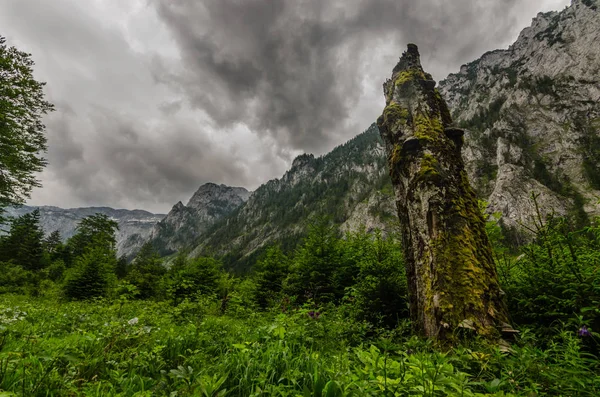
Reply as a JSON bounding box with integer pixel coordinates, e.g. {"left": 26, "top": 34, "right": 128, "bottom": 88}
{"left": 377, "top": 44, "right": 510, "bottom": 341}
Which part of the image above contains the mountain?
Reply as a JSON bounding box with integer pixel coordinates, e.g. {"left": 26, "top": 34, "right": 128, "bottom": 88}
{"left": 2, "top": 206, "right": 165, "bottom": 258}
{"left": 147, "top": 183, "right": 251, "bottom": 256}
{"left": 181, "top": 0, "right": 599, "bottom": 269}
{"left": 439, "top": 0, "right": 600, "bottom": 234}
{"left": 188, "top": 125, "right": 397, "bottom": 270}
{"left": 13, "top": 1, "right": 596, "bottom": 269}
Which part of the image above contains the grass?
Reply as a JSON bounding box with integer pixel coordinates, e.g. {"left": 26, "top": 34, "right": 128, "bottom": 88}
{"left": 0, "top": 295, "right": 598, "bottom": 396}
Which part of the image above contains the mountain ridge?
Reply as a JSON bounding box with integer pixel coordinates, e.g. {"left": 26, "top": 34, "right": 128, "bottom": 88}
{"left": 439, "top": 0, "right": 600, "bottom": 231}
{"left": 184, "top": 0, "right": 599, "bottom": 269}
{"left": 3, "top": 205, "right": 166, "bottom": 258}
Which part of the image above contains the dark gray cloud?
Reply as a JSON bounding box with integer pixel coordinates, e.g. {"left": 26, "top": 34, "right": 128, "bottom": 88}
{"left": 0, "top": 0, "right": 570, "bottom": 212}
{"left": 152, "top": 0, "right": 557, "bottom": 152}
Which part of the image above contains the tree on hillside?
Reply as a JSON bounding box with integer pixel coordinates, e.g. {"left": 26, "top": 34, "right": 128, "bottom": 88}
{"left": 68, "top": 214, "right": 119, "bottom": 258}
{"left": 0, "top": 36, "right": 54, "bottom": 222}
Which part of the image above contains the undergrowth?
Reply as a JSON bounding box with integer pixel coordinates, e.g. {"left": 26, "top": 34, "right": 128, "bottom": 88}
{"left": 0, "top": 295, "right": 598, "bottom": 396}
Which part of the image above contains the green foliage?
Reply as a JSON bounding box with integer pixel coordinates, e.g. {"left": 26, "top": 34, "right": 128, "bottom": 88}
{"left": 0, "top": 209, "right": 46, "bottom": 271}
{"left": 165, "top": 256, "right": 223, "bottom": 304}
{"left": 0, "top": 36, "right": 54, "bottom": 222}
{"left": 126, "top": 243, "right": 166, "bottom": 300}
{"left": 63, "top": 246, "right": 117, "bottom": 300}
{"left": 0, "top": 261, "right": 37, "bottom": 294}
{"left": 283, "top": 217, "right": 343, "bottom": 303}
{"left": 499, "top": 215, "right": 600, "bottom": 339}
{"left": 0, "top": 199, "right": 599, "bottom": 394}
{"left": 115, "top": 255, "right": 128, "bottom": 279}
{"left": 46, "top": 259, "right": 66, "bottom": 282}
{"left": 43, "top": 230, "right": 69, "bottom": 264}
{"left": 253, "top": 246, "right": 290, "bottom": 308}
{"left": 341, "top": 230, "right": 408, "bottom": 327}
{"left": 67, "top": 213, "right": 119, "bottom": 258}
{"left": 0, "top": 295, "right": 598, "bottom": 396}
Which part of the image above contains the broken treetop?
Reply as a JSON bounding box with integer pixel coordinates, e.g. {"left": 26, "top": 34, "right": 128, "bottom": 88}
{"left": 378, "top": 44, "right": 458, "bottom": 151}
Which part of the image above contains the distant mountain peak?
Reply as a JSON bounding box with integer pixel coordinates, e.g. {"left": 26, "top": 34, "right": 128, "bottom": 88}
{"left": 146, "top": 183, "right": 251, "bottom": 256}
{"left": 291, "top": 154, "right": 315, "bottom": 169}
{"left": 186, "top": 183, "right": 250, "bottom": 209}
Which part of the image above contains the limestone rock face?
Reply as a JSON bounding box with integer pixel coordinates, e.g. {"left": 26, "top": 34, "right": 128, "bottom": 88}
{"left": 148, "top": 183, "right": 250, "bottom": 255}
{"left": 377, "top": 44, "right": 509, "bottom": 339}
{"left": 439, "top": 0, "right": 600, "bottom": 231}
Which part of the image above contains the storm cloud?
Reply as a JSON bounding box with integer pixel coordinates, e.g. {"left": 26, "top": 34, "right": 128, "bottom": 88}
{"left": 0, "top": 0, "right": 570, "bottom": 212}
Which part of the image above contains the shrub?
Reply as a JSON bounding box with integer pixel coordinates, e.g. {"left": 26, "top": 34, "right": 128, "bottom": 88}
{"left": 500, "top": 215, "right": 600, "bottom": 340}
{"left": 165, "top": 257, "right": 223, "bottom": 303}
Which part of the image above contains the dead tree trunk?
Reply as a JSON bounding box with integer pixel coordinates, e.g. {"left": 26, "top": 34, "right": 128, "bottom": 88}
{"left": 377, "top": 44, "right": 510, "bottom": 341}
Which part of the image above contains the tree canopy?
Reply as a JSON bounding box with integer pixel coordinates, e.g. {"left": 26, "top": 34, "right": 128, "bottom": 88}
{"left": 0, "top": 36, "right": 54, "bottom": 221}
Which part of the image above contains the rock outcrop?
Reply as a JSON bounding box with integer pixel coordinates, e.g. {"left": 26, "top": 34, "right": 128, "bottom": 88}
{"left": 148, "top": 183, "right": 250, "bottom": 255}
{"left": 439, "top": 0, "right": 600, "bottom": 232}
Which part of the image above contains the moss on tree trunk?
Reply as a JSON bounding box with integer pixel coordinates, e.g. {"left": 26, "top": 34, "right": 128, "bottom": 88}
{"left": 377, "top": 44, "right": 511, "bottom": 341}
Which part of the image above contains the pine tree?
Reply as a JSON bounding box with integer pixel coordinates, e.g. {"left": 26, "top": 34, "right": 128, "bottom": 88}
{"left": 0, "top": 209, "right": 46, "bottom": 271}
{"left": 63, "top": 246, "right": 115, "bottom": 300}
{"left": 115, "top": 255, "right": 128, "bottom": 279}
{"left": 284, "top": 216, "right": 342, "bottom": 303}
{"left": 126, "top": 243, "right": 165, "bottom": 299}
{"left": 44, "top": 230, "right": 62, "bottom": 254}
{"left": 68, "top": 214, "right": 119, "bottom": 258}
{"left": 254, "top": 246, "right": 290, "bottom": 308}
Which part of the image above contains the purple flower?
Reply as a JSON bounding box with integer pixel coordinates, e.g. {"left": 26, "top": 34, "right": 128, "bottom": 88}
{"left": 307, "top": 311, "right": 321, "bottom": 320}
{"left": 578, "top": 326, "right": 591, "bottom": 337}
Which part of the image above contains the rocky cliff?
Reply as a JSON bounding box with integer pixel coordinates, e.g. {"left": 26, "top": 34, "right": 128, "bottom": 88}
{"left": 439, "top": 0, "right": 600, "bottom": 233}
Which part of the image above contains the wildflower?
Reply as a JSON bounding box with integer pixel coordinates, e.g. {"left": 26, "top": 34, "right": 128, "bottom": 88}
{"left": 578, "top": 325, "right": 591, "bottom": 337}
{"left": 307, "top": 311, "right": 321, "bottom": 319}
{"left": 128, "top": 317, "right": 139, "bottom": 326}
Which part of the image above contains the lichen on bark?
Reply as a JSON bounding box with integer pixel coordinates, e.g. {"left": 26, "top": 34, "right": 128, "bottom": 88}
{"left": 377, "top": 44, "right": 511, "bottom": 341}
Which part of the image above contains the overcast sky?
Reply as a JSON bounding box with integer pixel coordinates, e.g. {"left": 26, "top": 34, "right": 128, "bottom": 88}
{"left": 1, "top": 0, "right": 571, "bottom": 213}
